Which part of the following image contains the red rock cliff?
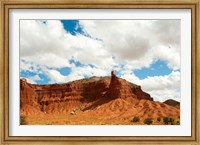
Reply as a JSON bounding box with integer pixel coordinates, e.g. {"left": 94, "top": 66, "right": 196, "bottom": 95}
{"left": 20, "top": 79, "right": 41, "bottom": 115}
{"left": 20, "top": 72, "right": 153, "bottom": 115}
{"left": 108, "top": 71, "right": 153, "bottom": 100}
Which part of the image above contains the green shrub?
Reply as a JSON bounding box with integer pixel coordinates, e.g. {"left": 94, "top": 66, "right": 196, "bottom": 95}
{"left": 163, "top": 117, "right": 170, "bottom": 124}
{"left": 169, "top": 118, "right": 175, "bottom": 125}
{"left": 132, "top": 116, "right": 140, "bottom": 122}
{"left": 176, "top": 120, "right": 180, "bottom": 125}
{"left": 144, "top": 118, "right": 152, "bottom": 125}
{"left": 163, "top": 117, "right": 175, "bottom": 125}
{"left": 20, "top": 115, "right": 28, "bottom": 125}
{"left": 157, "top": 117, "right": 161, "bottom": 122}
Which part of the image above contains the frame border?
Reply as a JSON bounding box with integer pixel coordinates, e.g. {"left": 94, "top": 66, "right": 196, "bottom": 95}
{"left": 0, "top": 0, "right": 199, "bottom": 144}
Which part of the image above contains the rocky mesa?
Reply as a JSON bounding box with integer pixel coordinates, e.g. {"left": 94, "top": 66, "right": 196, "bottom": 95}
{"left": 20, "top": 71, "right": 180, "bottom": 125}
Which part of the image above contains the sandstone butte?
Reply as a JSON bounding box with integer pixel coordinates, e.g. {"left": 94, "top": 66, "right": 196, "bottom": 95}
{"left": 20, "top": 71, "right": 180, "bottom": 124}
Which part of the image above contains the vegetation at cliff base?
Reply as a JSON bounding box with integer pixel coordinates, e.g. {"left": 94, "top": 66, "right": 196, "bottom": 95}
{"left": 144, "top": 118, "right": 152, "bottom": 125}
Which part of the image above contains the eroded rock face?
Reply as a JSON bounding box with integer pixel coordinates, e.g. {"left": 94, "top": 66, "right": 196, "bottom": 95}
{"left": 108, "top": 71, "right": 153, "bottom": 100}
{"left": 21, "top": 77, "right": 111, "bottom": 114}
{"left": 20, "top": 72, "right": 153, "bottom": 115}
{"left": 20, "top": 79, "right": 41, "bottom": 115}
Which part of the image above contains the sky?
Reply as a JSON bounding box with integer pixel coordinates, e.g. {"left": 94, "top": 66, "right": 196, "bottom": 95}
{"left": 20, "top": 20, "right": 180, "bottom": 102}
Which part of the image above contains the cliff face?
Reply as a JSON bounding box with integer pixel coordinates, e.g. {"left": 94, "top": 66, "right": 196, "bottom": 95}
{"left": 108, "top": 71, "right": 152, "bottom": 100}
{"left": 20, "top": 79, "right": 41, "bottom": 115}
{"left": 20, "top": 72, "right": 153, "bottom": 115}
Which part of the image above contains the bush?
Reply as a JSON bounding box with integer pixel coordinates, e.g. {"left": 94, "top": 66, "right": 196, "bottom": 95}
{"left": 144, "top": 118, "right": 152, "bottom": 125}
{"left": 163, "top": 117, "right": 170, "bottom": 124}
{"left": 20, "top": 115, "right": 28, "bottom": 125}
{"left": 176, "top": 120, "right": 180, "bottom": 125}
{"left": 132, "top": 116, "right": 140, "bottom": 122}
{"left": 169, "top": 118, "right": 175, "bottom": 125}
{"left": 157, "top": 117, "right": 161, "bottom": 122}
{"left": 163, "top": 117, "right": 175, "bottom": 125}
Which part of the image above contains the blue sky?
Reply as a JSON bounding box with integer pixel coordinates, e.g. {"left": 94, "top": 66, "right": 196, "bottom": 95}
{"left": 134, "top": 59, "right": 172, "bottom": 80}
{"left": 20, "top": 20, "right": 180, "bottom": 101}
{"left": 61, "top": 20, "right": 83, "bottom": 35}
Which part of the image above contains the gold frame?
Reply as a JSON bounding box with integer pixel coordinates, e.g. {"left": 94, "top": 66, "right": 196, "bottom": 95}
{"left": 0, "top": 0, "right": 199, "bottom": 144}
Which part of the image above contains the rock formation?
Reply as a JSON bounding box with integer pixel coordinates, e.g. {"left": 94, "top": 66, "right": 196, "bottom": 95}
{"left": 108, "top": 71, "right": 152, "bottom": 100}
{"left": 20, "top": 79, "right": 41, "bottom": 115}
{"left": 20, "top": 76, "right": 111, "bottom": 114}
{"left": 164, "top": 99, "right": 180, "bottom": 107}
{"left": 20, "top": 71, "right": 176, "bottom": 118}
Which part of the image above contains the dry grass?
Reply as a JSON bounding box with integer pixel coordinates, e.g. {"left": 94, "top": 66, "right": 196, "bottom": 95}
{"left": 25, "top": 112, "right": 180, "bottom": 125}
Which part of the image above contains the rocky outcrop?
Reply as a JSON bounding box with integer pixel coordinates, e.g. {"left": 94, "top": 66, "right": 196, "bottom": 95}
{"left": 20, "top": 71, "right": 153, "bottom": 115}
{"left": 108, "top": 71, "right": 153, "bottom": 100}
{"left": 164, "top": 99, "right": 180, "bottom": 107}
{"left": 21, "top": 77, "right": 111, "bottom": 114}
{"left": 20, "top": 79, "right": 41, "bottom": 115}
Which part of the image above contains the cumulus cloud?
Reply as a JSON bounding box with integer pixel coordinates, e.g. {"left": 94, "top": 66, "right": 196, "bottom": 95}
{"left": 130, "top": 71, "right": 180, "bottom": 102}
{"left": 21, "top": 20, "right": 180, "bottom": 72}
{"left": 152, "top": 45, "right": 180, "bottom": 69}
{"left": 43, "top": 66, "right": 110, "bottom": 83}
{"left": 20, "top": 20, "right": 181, "bottom": 102}
{"left": 79, "top": 20, "right": 180, "bottom": 69}
{"left": 20, "top": 20, "right": 115, "bottom": 70}
{"left": 140, "top": 71, "right": 180, "bottom": 91}
{"left": 120, "top": 69, "right": 180, "bottom": 102}
{"left": 22, "top": 74, "right": 42, "bottom": 84}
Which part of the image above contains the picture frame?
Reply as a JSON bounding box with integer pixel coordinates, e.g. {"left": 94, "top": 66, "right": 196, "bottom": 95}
{"left": 0, "top": 0, "right": 199, "bottom": 144}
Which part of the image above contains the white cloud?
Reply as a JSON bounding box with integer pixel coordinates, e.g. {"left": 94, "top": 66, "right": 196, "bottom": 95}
{"left": 121, "top": 73, "right": 140, "bottom": 84}
{"left": 103, "top": 68, "right": 179, "bottom": 102}
{"left": 21, "top": 20, "right": 180, "bottom": 73}
{"left": 152, "top": 45, "right": 180, "bottom": 69}
{"left": 122, "top": 71, "right": 180, "bottom": 102}
{"left": 64, "top": 66, "right": 109, "bottom": 83}
{"left": 20, "top": 20, "right": 66, "bottom": 58}
{"left": 140, "top": 71, "right": 180, "bottom": 91}
{"left": 22, "top": 74, "right": 42, "bottom": 84}
{"left": 20, "top": 20, "right": 115, "bottom": 71}
{"left": 79, "top": 20, "right": 180, "bottom": 70}
{"left": 20, "top": 20, "right": 181, "bottom": 102}
{"left": 42, "top": 65, "right": 110, "bottom": 84}
{"left": 148, "top": 89, "right": 180, "bottom": 102}
{"left": 20, "top": 60, "right": 41, "bottom": 73}
{"left": 45, "top": 69, "right": 66, "bottom": 83}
